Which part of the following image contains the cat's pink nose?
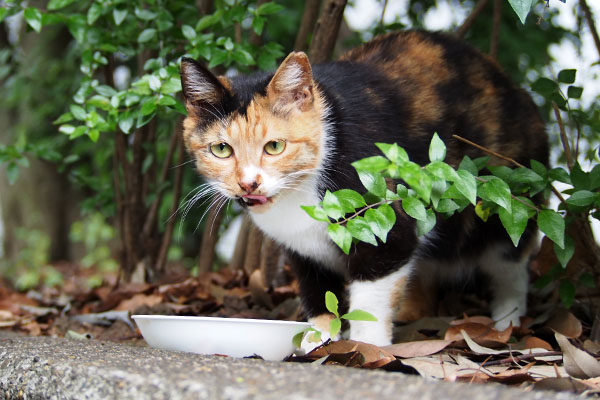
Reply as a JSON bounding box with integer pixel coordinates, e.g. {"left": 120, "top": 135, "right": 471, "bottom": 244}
{"left": 239, "top": 181, "right": 258, "bottom": 193}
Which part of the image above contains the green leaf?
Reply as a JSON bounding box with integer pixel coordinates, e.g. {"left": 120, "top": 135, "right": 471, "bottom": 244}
{"left": 531, "top": 77, "right": 557, "bottom": 96}
{"left": 435, "top": 198, "right": 459, "bottom": 214}
{"left": 352, "top": 156, "right": 390, "bottom": 173}
{"left": 257, "top": 2, "right": 284, "bottom": 15}
{"left": 507, "top": 0, "right": 535, "bottom": 24}
{"left": 88, "top": 129, "right": 100, "bottom": 143}
{"left": 357, "top": 171, "right": 387, "bottom": 198}
{"left": 6, "top": 162, "right": 19, "bottom": 185}
{"left": 59, "top": 124, "right": 76, "bottom": 135}
{"left": 402, "top": 196, "right": 427, "bottom": 221}
{"left": 559, "top": 280, "right": 576, "bottom": 309}
{"left": 113, "top": 8, "right": 128, "bottom": 25}
{"left": 488, "top": 165, "right": 513, "bottom": 182}
{"left": 70, "top": 105, "right": 87, "bottom": 121}
{"left": 232, "top": 49, "right": 255, "bottom": 66}
{"left": 347, "top": 217, "right": 378, "bottom": 246}
{"left": 329, "top": 318, "right": 342, "bottom": 339}
{"left": 458, "top": 156, "right": 478, "bottom": 176}
{"left": 118, "top": 112, "right": 134, "bottom": 134}
{"left": 426, "top": 161, "right": 459, "bottom": 182}
{"left": 24, "top": 8, "right": 43, "bottom": 33}
{"left": 571, "top": 163, "right": 590, "bottom": 190}
{"left": 54, "top": 112, "right": 73, "bottom": 125}
{"left": 325, "top": 291, "right": 339, "bottom": 317}
{"left": 322, "top": 190, "right": 345, "bottom": 220}
{"left": 158, "top": 95, "right": 177, "bottom": 106}
{"left": 0, "top": 8, "right": 8, "bottom": 23}
{"left": 334, "top": 189, "right": 367, "bottom": 210}
{"left": 252, "top": 16, "right": 266, "bottom": 35}
{"left": 566, "top": 190, "right": 597, "bottom": 207}
{"left": 376, "top": 143, "right": 409, "bottom": 164}
{"left": 567, "top": 86, "right": 583, "bottom": 99}
{"left": 591, "top": 165, "right": 600, "bottom": 190}
{"left": 479, "top": 177, "right": 511, "bottom": 212}
{"left": 48, "top": 0, "right": 77, "bottom": 10}
{"left": 292, "top": 331, "right": 306, "bottom": 348}
{"left": 141, "top": 98, "right": 157, "bottom": 116}
{"left": 96, "top": 85, "right": 117, "bottom": 97}
{"left": 498, "top": 198, "right": 531, "bottom": 247}
{"left": 364, "top": 204, "right": 395, "bottom": 243}
{"left": 557, "top": 69, "right": 576, "bottom": 84}
{"left": 88, "top": 95, "right": 111, "bottom": 110}
{"left": 454, "top": 169, "right": 477, "bottom": 205}
{"left": 554, "top": 235, "right": 575, "bottom": 268}
{"left": 510, "top": 167, "right": 544, "bottom": 184}
{"left": 416, "top": 208, "right": 436, "bottom": 236}
{"left": 538, "top": 209, "right": 565, "bottom": 249}
{"left": 549, "top": 167, "right": 572, "bottom": 185}
{"left": 530, "top": 160, "right": 547, "bottom": 178}
{"left": 341, "top": 310, "right": 378, "bottom": 321}
{"left": 87, "top": 3, "right": 103, "bottom": 25}
{"left": 397, "top": 161, "right": 432, "bottom": 202}
{"left": 182, "top": 25, "right": 196, "bottom": 41}
{"left": 196, "top": 12, "right": 222, "bottom": 31}
{"left": 135, "top": 8, "right": 157, "bottom": 20}
{"left": 328, "top": 224, "right": 352, "bottom": 255}
{"left": 429, "top": 133, "right": 446, "bottom": 162}
{"left": 138, "top": 28, "right": 156, "bottom": 43}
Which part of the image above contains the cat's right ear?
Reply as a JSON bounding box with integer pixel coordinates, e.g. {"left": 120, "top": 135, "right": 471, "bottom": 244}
{"left": 180, "top": 57, "right": 228, "bottom": 116}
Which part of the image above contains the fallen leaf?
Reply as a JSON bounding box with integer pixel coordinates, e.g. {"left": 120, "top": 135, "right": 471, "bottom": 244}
{"left": 115, "top": 293, "right": 163, "bottom": 311}
{"left": 306, "top": 340, "right": 395, "bottom": 364}
{"left": 584, "top": 340, "right": 600, "bottom": 355}
{"left": 449, "top": 315, "right": 494, "bottom": 326}
{"left": 383, "top": 339, "right": 453, "bottom": 358}
{"left": 519, "top": 336, "right": 554, "bottom": 351}
{"left": 555, "top": 332, "right": 600, "bottom": 379}
{"left": 546, "top": 308, "right": 582, "bottom": 339}
{"left": 533, "top": 377, "right": 592, "bottom": 393}
{"left": 460, "top": 329, "right": 561, "bottom": 361}
{"left": 445, "top": 322, "right": 511, "bottom": 345}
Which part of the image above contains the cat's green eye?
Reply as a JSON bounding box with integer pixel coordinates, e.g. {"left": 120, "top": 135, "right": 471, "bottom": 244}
{"left": 264, "top": 140, "right": 286, "bottom": 155}
{"left": 210, "top": 142, "right": 233, "bottom": 158}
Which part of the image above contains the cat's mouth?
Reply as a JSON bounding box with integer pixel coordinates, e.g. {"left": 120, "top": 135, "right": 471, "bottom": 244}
{"left": 240, "top": 194, "right": 270, "bottom": 207}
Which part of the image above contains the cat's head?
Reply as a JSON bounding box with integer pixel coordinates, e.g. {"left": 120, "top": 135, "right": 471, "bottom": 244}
{"left": 180, "top": 53, "right": 330, "bottom": 213}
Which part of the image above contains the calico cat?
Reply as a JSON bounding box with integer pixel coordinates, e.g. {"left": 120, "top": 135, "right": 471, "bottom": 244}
{"left": 179, "top": 30, "right": 548, "bottom": 349}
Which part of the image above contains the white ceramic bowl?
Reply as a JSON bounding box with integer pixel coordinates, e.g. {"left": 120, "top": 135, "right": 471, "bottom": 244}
{"left": 132, "top": 315, "right": 311, "bottom": 361}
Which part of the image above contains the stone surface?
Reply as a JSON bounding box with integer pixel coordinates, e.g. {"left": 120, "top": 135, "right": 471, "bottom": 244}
{"left": 0, "top": 332, "right": 580, "bottom": 400}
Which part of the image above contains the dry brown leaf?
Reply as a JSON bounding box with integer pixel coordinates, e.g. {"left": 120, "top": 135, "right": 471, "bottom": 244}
{"left": 533, "top": 377, "right": 592, "bottom": 392}
{"left": 383, "top": 339, "right": 453, "bottom": 358}
{"left": 546, "top": 308, "right": 582, "bottom": 339}
{"left": 555, "top": 332, "right": 600, "bottom": 379}
{"left": 307, "top": 340, "right": 395, "bottom": 364}
{"left": 585, "top": 340, "right": 600, "bottom": 355}
{"left": 460, "top": 329, "right": 561, "bottom": 362}
{"left": 248, "top": 269, "right": 273, "bottom": 309}
{"left": 520, "top": 336, "right": 554, "bottom": 351}
{"left": 449, "top": 315, "right": 494, "bottom": 326}
{"left": 115, "top": 293, "right": 163, "bottom": 311}
{"left": 445, "top": 322, "right": 511, "bottom": 344}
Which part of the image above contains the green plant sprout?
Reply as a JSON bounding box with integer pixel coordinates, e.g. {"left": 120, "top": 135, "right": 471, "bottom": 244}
{"left": 292, "top": 291, "right": 377, "bottom": 348}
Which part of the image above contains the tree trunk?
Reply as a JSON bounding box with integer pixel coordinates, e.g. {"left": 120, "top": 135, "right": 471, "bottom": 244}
{"left": 308, "top": 0, "right": 348, "bottom": 63}
{"left": 294, "top": 0, "right": 321, "bottom": 52}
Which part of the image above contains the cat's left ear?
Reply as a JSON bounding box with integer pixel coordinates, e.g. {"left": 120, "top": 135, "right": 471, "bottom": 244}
{"left": 267, "top": 52, "right": 314, "bottom": 113}
{"left": 180, "top": 57, "right": 230, "bottom": 117}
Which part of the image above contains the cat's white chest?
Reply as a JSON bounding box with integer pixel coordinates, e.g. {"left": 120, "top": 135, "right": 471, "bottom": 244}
{"left": 249, "top": 178, "right": 346, "bottom": 275}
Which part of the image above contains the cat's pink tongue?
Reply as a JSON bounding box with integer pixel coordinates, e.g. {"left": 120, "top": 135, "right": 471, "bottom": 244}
{"left": 242, "top": 194, "right": 268, "bottom": 205}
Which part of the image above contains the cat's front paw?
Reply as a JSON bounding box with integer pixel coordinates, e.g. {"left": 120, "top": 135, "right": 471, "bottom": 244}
{"left": 297, "top": 313, "right": 339, "bottom": 355}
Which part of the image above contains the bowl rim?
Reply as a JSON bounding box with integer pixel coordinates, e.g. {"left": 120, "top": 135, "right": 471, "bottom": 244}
{"left": 131, "top": 314, "right": 312, "bottom": 327}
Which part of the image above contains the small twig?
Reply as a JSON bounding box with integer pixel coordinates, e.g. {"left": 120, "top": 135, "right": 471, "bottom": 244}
{"left": 581, "top": 0, "right": 600, "bottom": 61}
{"left": 334, "top": 199, "right": 395, "bottom": 225}
{"left": 452, "top": 134, "right": 568, "bottom": 206}
{"left": 552, "top": 102, "right": 574, "bottom": 170}
{"left": 482, "top": 351, "right": 563, "bottom": 366}
{"left": 379, "top": 0, "right": 389, "bottom": 27}
{"left": 456, "top": 0, "right": 489, "bottom": 39}
{"left": 452, "top": 135, "right": 525, "bottom": 168}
